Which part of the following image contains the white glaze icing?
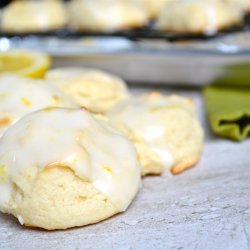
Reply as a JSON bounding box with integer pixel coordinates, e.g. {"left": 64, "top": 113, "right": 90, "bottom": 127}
{"left": 197, "top": 1, "right": 217, "bottom": 34}
{"left": 76, "top": 1, "right": 124, "bottom": 26}
{"left": 224, "top": 0, "right": 250, "bottom": 11}
{"left": 68, "top": 0, "right": 148, "bottom": 31}
{"left": 0, "top": 108, "right": 141, "bottom": 212}
{"left": 0, "top": 75, "right": 76, "bottom": 135}
{"left": 179, "top": 0, "right": 218, "bottom": 34}
{"left": 158, "top": 0, "right": 242, "bottom": 34}
{"left": 2, "top": 0, "right": 67, "bottom": 32}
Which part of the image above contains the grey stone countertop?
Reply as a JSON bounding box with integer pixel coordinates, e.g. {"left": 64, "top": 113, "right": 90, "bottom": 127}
{"left": 0, "top": 86, "right": 249, "bottom": 250}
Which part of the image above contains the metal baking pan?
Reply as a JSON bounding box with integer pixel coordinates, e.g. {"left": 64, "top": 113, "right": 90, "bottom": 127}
{"left": 1, "top": 21, "right": 250, "bottom": 86}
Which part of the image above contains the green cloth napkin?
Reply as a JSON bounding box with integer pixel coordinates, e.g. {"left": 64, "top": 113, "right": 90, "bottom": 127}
{"left": 204, "top": 85, "right": 250, "bottom": 141}
{"left": 212, "top": 62, "right": 250, "bottom": 87}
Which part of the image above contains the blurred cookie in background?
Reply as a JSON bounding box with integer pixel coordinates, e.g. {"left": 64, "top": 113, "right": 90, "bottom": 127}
{"left": 67, "top": 0, "right": 149, "bottom": 31}
{"left": 157, "top": 0, "right": 243, "bottom": 34}
{"left": 1, "top": 0, "right": 67, "bottom": 33}
{"left": 222, "top": 0, "right": 250, "bottom": 12}
{"left": 136, "top": 0, "right": 174, "bottom": 19}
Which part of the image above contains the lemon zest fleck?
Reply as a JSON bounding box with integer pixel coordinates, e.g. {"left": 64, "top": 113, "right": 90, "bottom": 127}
{"left": 149, "top": 104, "right": 182, "bottom": 113}
{"left": 0, "top": 164, "right": 6, "bottom": 183}
{"left": 0, "top": 93, "right": 8, "bottom": 101}
{"left": 20, "top": 97, "right": 31, "bottom": 107}
{"left": 103, "top": 166, "right": 112, "bottom": 173}
{"left": 43, "top": 107, "right": 55, "bottom": 112}
{"left": 51, "top": 95, "right": 60, "bottom": 105}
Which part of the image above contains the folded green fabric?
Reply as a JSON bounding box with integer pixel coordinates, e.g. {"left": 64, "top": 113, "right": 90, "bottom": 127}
{"left": 204, "top": 85, "right": 250, "bottom": 141}
{"left": 212, "top": 62, "right": 250, "bottom": 87}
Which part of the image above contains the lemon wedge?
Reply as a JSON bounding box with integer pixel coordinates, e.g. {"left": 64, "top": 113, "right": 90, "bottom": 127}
{"left": 0, "top": 50, "right": 51, "bottom": 78}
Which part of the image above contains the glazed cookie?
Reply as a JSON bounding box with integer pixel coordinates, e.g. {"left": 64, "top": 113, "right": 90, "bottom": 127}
{"left": 157, "top": 0, "right": 243, "bottom": 34}
{"left": 1, "top": 0, "right": 67, "bottom": 33}
{"left": 0, "top": 108, "right": 141, "bottom": 230}
{"left": 67, "top": 0, "right": 148, "bottom": 31}
{"left": 46, "top": 68, "right": 129, "bottom": 114}
{"left": 107, "top": 93, "right": 204, "bottom": 176}
{"left": 222, "top": 0, "right": 250, "bottom": 12}
{"left": 0, "top": 75, "right": 76, "bottom": 136}
{"left": 136, "top": 0, "right": 173, "bottom": 19}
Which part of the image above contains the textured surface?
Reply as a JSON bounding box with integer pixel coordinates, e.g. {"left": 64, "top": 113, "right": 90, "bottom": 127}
{"left": 0, "top": 86, "right": 250, "bottom": 250}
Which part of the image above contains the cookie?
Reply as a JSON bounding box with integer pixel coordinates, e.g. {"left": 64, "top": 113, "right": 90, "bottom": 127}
{"left": 46, "top": 68, "right": 129, "bottom": 113}
{"left": 1, "top": 0, "right": 67, "bottom": 33}
{"left": 157, "top": 0, "right": 243, "bottom": 34}
{"left": 67, "top": 0, "right": 148, "bottom": 31}
{"left": 0, "top": 108, "right": 141, "bottom": 230}
{"left": 222, "top": 0, "right": 250, "bottom": 12}
{"left": 107, "top": 92, "right": 204, "bottom": 176}
{"left": 136, "top": 0, "right": 173, "bottom": 19}
{"left": 0, "top": 75, "right": 76, "bottom": 136}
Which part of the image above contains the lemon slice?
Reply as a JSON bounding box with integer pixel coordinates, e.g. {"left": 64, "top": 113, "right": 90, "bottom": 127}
{"left": 0, "top": 50, "right": 51, "bottom": 78}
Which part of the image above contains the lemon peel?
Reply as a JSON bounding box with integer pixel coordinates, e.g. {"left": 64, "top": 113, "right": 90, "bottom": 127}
{"left": 0, "top": 50, "right": 51, "bottom": 78}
